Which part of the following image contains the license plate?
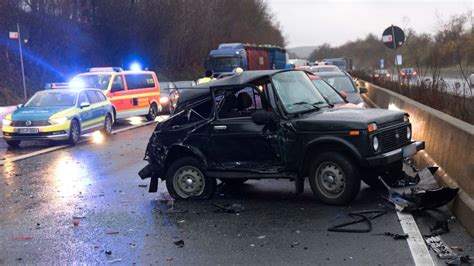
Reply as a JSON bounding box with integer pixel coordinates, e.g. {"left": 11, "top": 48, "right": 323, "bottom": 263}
{"left": 402, "top": 143, "right": 416, "bottom": 157}
{"left": 18, "top": 128, "right": 39, "bottom": 134}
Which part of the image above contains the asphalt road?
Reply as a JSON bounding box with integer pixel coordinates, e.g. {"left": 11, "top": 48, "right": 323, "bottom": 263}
{"left": 0, "top": 121, "right": 472, "bottom": 264}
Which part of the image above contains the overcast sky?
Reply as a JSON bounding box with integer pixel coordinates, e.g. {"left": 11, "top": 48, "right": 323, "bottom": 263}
{"left": 265, "top": 0, "right": 473, "bottom": 48}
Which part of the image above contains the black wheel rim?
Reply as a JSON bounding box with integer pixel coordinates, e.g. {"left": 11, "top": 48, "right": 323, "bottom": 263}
{"left": 71, "top": 121, "right": 79, "bottom": 142}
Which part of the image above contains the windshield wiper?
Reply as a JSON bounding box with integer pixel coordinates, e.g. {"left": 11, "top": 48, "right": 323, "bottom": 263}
{"left": 292, "top": 101, "right": 322, "bottom": 112}
{"left": 315, "top": 99, "right": 334, "bottom": 108}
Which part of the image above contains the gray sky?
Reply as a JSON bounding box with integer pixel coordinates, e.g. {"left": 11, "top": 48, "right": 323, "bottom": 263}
{"left": 265, "top": 0, "right": 473, "bottom": 47}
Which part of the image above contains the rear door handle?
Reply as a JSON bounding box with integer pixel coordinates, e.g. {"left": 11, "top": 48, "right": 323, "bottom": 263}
{"left": 213, "top": 125, "right": 227, "bottom": 131}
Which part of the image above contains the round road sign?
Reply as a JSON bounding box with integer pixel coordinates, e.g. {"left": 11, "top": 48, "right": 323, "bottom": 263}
{"left": 382, "top": 25, "right": 405, "bottom": 49}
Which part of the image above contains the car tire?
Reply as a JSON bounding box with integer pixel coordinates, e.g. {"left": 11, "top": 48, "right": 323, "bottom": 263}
{"left": 165, "top": 157, "right": 216, "bottom": 200}
{"left": 220, "top": 178, "right": 248, "bottom": 187}
{"left": 67, "top": 119, "right": 80, "bottom": 145}
{"left": 308, "top": 152, "right": 360, "bottom": 205}
{"left": 5, "top": 140, "right": 21, "bottom": 147}
{"left": 102, "top": 114, "right": 113, "bottom": 136}
{"left": 146, "top": 103, "right": 158, "bottom": 121}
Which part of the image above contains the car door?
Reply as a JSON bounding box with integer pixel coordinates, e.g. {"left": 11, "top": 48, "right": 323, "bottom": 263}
{"left": 108, "top": 74, "right": 128, "bottom": 119}
{"left": 208, "top": 86, "right": 283, "bottom": 172}
{"left": 77, "top": 91, "right": 94, "bottom": 131}
{"left": 85, "top": 90, "right": 104, "bottom": 129}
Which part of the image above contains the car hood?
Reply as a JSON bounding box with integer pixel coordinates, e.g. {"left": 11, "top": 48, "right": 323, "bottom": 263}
{"left": 11, "top": 106, "right": 73, "bottom": 121}
{"left": 292, "top": 108, "right": 405, "bottom": 131}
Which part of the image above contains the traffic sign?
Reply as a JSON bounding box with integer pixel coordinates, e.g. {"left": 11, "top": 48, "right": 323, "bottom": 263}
{"left": 382, "top": 25, "right": 405, "bottom": 49}
{"left": 395, "top": 55, "right": 403, "bottom": 65}
{"left": 9, "top": 31, "right": 18, "bottom": 39}
{"left": 380, "top": 59, "right": 384, "bottom": 69}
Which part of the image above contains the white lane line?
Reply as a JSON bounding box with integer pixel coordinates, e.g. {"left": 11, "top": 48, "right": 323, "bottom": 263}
{"left": 397, "top": 211, "right": 435, "bottom": 266}
{"left": 1, "top": 120, "right": 159, "bottom": 164}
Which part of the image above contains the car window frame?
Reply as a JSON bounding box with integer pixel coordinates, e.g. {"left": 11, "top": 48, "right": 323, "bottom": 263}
{"left": 211, "top": 84, "right": 263, "bottom": 121}
{"left": 124, "top": 73, "right": 156, "bottom": 90}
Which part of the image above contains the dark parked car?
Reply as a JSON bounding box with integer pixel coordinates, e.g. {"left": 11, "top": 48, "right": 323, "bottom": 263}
{"left": 317, "top": 71, "right": 367, "bottom": 107}
{"left": 158, "top": 81, "right": 177, "bottom": 114}
{"left": 139, "top": 70, "right": 424, "bottom": 205}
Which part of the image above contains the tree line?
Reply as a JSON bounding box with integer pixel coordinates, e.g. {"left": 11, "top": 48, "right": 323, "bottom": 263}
{"left": 0, "top": 0, "right": 285, "bottom": 104}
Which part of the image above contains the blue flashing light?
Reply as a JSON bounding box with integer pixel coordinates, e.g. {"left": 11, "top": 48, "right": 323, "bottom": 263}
{"left": 130, "top": 62, "right": 142, "bottom": 71}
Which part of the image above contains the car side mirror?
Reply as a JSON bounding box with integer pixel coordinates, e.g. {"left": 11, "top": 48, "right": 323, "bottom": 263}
{"left": 80, "top": 102, "right": 90, "bottom": 108}
{"left": 251, "top": 110, "right": 277, "bottom": 126}
{"left": 359, "top": 87, "right": 368, "bottom": 94}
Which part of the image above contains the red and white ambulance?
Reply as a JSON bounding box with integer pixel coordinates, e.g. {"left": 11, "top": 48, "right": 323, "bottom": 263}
{"left": 71, "top": 67, "right": 161, "bottom": 121}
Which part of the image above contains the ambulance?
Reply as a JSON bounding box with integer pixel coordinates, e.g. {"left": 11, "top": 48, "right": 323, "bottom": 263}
{"left": 71, "top": 67, "right": 161, "bottom": 121}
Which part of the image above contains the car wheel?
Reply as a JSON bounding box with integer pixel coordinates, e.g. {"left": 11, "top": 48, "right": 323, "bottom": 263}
{"left": 165, "top": 157, "right": 216, "bottom": 200}
{"left": 220, "top": 178, "right": 248, "bottom": 186}
{"left": 5, "top": 140, "right": 21, "bottom": 147}
{"left": 102, "top": 114, "right": 113, "bottom": 136}
{"left": 309, "top": 152, "right": 360, "bottom": 205}
{"left": 67, "top": 119, "right": 80, "bottom": 145}
{"left": 146, "top": 103, "right": 158, "bottom": 121}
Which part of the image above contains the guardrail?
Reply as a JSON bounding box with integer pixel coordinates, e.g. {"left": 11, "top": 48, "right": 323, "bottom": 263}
{"left": 357, "top": 79, "right": 474, "bottom": 236}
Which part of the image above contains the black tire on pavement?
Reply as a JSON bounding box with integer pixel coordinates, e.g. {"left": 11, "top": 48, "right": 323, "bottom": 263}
{"left": 308, "top": 152, "right": 361, "bottom": 205}
{"left": 165, "top": 157, "right": 216, "bottom": 200}
{"left": 5, "top": 140, "right": 21, "bottom": 147}
{"left": 102, "top": 114, "right": 113, "bottom": 136}
{"left": 67, "top": 119, "right": 80, "bottom": 145}
{"left": 146, "top": 103, "right": 158, "bottom": 121}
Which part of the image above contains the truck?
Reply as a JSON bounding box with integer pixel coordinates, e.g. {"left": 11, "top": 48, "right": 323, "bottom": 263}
{"left": 206, "top": 43, "right": 287, "bottom": 77}
{"left": 322, "top": 58, "right": 353, "bottom": 72}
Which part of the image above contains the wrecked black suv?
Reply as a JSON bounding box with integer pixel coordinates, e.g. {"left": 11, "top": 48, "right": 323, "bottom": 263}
{"left": 139, "top": 70, "right": 424, "bottom": 205}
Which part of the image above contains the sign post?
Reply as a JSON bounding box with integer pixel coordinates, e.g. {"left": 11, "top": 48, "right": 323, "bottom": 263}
{"left": 10, "top": 23, "right": 27, "bottom": 100}
{"left": 382, "top": 25, "right": 405, "bottom": 85}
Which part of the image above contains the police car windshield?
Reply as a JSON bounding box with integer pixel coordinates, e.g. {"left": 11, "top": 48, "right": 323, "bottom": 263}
{"left": 72, "top": 74, "right": 112, "bottom": 90}
{"left": 26, "top": 91, "right": 77, "bottom": 107}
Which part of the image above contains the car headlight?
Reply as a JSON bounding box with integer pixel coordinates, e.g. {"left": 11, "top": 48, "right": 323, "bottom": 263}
{"left": 49, "top": 116, "right": 68, "bottom": 125}
{"left": 372, "top": 136, "right": 379, "bottom": 151}
{"left": 160, "top": 97, "right": 169, "bottom": 104}
{"left": 407, "top": 126, "right": 411, "bottom": 140}
{"left": 2, "top": 118, "right": 12, "bottom": 126}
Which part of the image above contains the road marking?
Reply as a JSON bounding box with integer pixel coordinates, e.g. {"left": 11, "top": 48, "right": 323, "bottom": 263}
{"left": 0, "top": 120, "right": 160, "bottom": 164}
{"left": 397, "top": 211, "right": 435, "bottom": 266}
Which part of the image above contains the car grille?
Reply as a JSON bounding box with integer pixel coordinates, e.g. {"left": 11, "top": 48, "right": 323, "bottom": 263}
{"left": 379, "top": 126, "right": 410, "bottom": 152}
{"left": 11, "top": 120, "right": 50, "bottom": 126}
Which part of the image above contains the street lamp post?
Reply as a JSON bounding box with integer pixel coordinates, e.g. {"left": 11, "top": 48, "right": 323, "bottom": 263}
{"left": 16, "top": 23, "right": 27, "bottom": 100}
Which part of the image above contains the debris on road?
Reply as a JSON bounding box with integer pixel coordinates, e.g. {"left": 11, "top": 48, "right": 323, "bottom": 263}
{"left": 72, "top": 216, "right": 86, "bottom": 219}
{"left": 328, "top": 210, "right": 387, "bottom": 233}
{"left": 213, "top": 203, "right": 244, "bottom": 213}
{"left": 166, "top": 257, "right": 174, "bottom": 261}
{"left": 105, "top": 250, "right": 112, "bottom": 255}
{"left": 14, "top": 236, "right": 33, "bottom": 241}
{"left": 106, "top": 231, "right": 120, "bottom": 235}
{"left": 425, "top": 236, "right": 457, "bottom": 259}
{"left": 107, "top": 258, "right": 122, "bottom": 263}
{"left": 73, "top": 220, "right": 80, "bottom": 226}
{"left": 173, "top": 239, "right": 185, "bottom": 248}
{"left": 138, "top": 184, "right": 148, "bottom": 188}
{"left": 374, "top": 232, "right": 409, "bottom": 240}
{"left": 257, "top": 235, "right": 266, "bottom": 239}
{"left": 425, "top": 219, "right": 450, "bottom": 237}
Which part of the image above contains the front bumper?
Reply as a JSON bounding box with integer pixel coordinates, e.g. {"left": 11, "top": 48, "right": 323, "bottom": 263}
{"left": 2, "top": 122, "right": 71, "bottom": 141}
{"left": 365, "top": 141, "right": 425, "bottom": 167}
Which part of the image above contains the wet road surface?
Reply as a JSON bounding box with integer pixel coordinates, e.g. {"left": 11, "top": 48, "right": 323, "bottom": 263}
{"left": 0, "top": 121, "right": 472, "bottom": 264}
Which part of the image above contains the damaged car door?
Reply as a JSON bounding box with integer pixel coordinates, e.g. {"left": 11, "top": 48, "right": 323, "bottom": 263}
{"left": 208, "top": 85, "right": 284, "bottom": 176}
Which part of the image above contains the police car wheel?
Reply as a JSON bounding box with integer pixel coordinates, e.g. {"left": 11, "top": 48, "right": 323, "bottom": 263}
{"left": 102, "top": 114, "right": 113, "bottom": 136}
{"left": 6, "top": 140, "right": 21, "bottom": 147}
{"left": 165, "top": 157, "right": 216, "bottom": 200}
{"left": 146, "top": 104, "right": 158, "bottom": 121}
{"left": 67, "top": 119, "right": 80, "bottom": 145}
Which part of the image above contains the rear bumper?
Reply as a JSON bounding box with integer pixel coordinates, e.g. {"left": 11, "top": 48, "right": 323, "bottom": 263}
{"left": 365, "top": 141, "right": 425, "bottom": 167}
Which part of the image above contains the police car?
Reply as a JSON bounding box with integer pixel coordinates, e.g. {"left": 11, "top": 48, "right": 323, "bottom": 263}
{"left": 2, "top": 88, "right": 114, "bottom": 147}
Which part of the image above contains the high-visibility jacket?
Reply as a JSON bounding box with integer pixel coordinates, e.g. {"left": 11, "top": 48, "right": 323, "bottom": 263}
{"left": 197, "top": 77, "right": 213, "bottom": 84}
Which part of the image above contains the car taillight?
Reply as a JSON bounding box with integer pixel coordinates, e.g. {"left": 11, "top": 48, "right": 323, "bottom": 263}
{"left": 374, "top": 74, "right": 379, "bottom": 77}
{"left": 413, "top": 71, "right": 417, "bottom": 75}
{"left": 386, "top": 73, "right": 391, "bottom": 77}
{"left": 401, "top": 72, "right": 405, "bottom": 76}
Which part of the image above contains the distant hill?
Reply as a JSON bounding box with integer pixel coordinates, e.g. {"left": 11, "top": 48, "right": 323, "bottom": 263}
{"left": 287, "top": 46, "right": 317, "bottom": 59}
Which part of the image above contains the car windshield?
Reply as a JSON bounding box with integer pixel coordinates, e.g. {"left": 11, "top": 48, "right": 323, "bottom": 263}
{"left": 208, "top": 57, "right": 241, "bottom": 69}
{"left": 25, "top": 91, "right": 77, "bottom": 107}
{"left": 321, "top": 75, "right": 357, "bottom": 93}
{"left": 71, "top": 74, "right": 112, "bottom": 90}
{"left": 311, "top": 79, "right": 345, "bottom": 104}
{"left": 272, "top": 71, "right": 328, "bottom": 114}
